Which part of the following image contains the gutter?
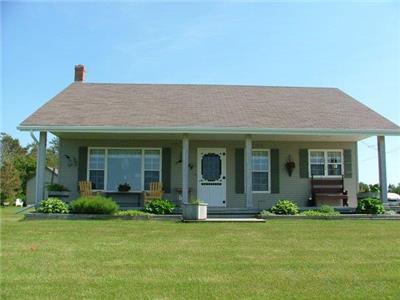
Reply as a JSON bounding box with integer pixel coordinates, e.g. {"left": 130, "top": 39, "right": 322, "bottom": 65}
{"left": 17, "top": 125, "right": 400, "bottom": 136}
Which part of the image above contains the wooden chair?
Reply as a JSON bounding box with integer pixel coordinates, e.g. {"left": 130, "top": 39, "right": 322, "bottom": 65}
{"left": 143, "top": 182, "right": 163, "bottom": 204}
{"left": 79, "top": 181, "right": 96, "bottom": 197}
{"left": 311, "top": 175, "right": 348, "bottom": 207}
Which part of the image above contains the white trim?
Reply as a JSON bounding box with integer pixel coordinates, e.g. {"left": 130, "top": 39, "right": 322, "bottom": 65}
{"left": 87, "top": 147, "right": 162, "bottom": 192}
{"left": 17, "top": 125, "right": 400, "bottom": 136}
{"left": 308, "top": 149, "right": 344, "bottom": 178}
{"left": 252, "top": 149, "right": 271, "bottom": 193}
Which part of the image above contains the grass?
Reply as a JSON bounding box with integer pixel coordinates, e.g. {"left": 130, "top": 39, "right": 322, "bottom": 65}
{"left": 1, "top": 207, "right": 400, "bottom": 299}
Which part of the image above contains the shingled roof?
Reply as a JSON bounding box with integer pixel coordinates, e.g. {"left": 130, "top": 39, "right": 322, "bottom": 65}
{"left": 19, "top": 82, "right": 400, "bottom": 135}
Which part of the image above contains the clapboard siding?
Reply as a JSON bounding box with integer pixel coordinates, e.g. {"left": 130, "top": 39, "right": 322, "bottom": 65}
{"left": 58, "top": 138, "right": 358, "bottom": 208}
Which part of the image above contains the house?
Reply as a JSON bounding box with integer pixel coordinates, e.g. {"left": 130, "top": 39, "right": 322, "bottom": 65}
{"left": 26, "top": 167, "right": 58, "bottom": 205}
{"left": 18, "top": 65, "right": 400, "bottom": 210}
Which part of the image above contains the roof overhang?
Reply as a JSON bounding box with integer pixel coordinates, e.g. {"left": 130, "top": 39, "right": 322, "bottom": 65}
{"left": 17, "top": 125, "right": 400, "bottom": 137}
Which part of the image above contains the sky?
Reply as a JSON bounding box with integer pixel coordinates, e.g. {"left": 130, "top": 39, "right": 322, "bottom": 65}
{"left": 1, "top": 1, "right": 400, "bottom": 184}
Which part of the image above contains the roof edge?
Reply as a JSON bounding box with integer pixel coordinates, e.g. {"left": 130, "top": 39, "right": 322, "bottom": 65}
{"left": 17, "top": 125, "right": 400, "bottom": 136}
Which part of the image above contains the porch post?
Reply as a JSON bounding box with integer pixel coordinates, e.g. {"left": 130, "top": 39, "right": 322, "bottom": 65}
{"left": 35, "top": 131, "right": 47, "bottom": 206}
{"left": 377, "top": 136, "right": 388, "bottom": 203}
{"left": 245, "top": 135, "right": 253, "bottom": 208}
{"left": 182, "top": 134, "right": 189, "bottom": 205}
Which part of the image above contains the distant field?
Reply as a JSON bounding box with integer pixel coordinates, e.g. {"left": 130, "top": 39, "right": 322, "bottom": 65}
{"left": 1, "top": 207, "right": 399, "bottom": 299}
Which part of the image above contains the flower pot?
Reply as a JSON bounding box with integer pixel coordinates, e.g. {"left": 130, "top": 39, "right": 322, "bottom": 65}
{"left": 48, "top": 191, "right": 70, "bottom": 199}
{"left": 357, "top": 192, "right": 380, "bottom": 199}
{"left": 182, "top": 203, "right": 208, "bottom": 220}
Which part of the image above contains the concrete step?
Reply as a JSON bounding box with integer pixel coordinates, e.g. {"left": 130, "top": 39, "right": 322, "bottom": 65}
{"left": 183, "top": 218, "right": 266, "bottom": 223}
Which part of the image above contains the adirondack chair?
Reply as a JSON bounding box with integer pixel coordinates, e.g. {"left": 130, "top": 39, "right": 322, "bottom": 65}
{"left": 15, "top": 198, "right": 24, "bottom": 207}
{"left": 143, "top": 182, "right": 163, "bottom": 204}
{"left": 79, "top": 181, "right": 97, "bottom": 197}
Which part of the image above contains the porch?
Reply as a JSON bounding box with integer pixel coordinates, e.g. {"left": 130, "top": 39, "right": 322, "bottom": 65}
{"left": 31, "top": 131, "right": 389, "bottom": 210}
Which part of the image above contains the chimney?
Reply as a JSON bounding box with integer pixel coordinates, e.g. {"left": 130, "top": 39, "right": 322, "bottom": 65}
{"left": 74, "top": 64, "right": 85, "bottom": 82}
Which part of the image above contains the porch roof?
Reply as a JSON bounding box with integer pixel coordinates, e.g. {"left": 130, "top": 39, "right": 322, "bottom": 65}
{"left": 18, "top": 83, "right": 400, "bottom": 136}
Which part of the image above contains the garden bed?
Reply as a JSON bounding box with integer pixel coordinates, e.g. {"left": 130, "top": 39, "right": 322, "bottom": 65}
{"left": 261, "top": 214, "right": 400, "bottom": 220}
{"left": 24, "top": 212, "right": 182, "bottom": 221}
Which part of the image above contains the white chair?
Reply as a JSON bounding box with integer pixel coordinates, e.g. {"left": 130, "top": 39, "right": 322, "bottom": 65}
{"left": 15, "top": 198, "right": 24, "bottom": 207}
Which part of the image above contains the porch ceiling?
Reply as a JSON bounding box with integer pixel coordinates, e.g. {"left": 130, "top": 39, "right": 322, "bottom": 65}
{"left": 51, "top": 131, "right": 369, "bottom": 142}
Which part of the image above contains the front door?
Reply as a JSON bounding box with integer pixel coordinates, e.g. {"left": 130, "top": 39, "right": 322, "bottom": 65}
{"left": 197, "top": 148, "right": 226, "bottom": 207}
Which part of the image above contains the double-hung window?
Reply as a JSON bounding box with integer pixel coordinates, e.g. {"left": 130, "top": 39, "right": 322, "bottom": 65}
{"left": 252, "top": 150, "right": 270, "bottom": 192}
{"left": 88, "top": 149, "right": 105, "bottom": 190}
{"left": 309, "top": 150, "right": 343, "bottom": 177}
{"left": 87, "top": 148, "right": 161, "bottom": 191}
{"left": 144, "top": 150, "right": 161, "bottom": 190}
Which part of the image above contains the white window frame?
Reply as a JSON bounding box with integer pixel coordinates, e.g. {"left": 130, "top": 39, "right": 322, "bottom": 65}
{"left": 252, "top": 149, "right": 271, "bottom": 193}
{"left": 308, "top": 149, "right": 343, "bottom": 178}
{"left": 87, "top": 147, "right": 162, "bottom": 192}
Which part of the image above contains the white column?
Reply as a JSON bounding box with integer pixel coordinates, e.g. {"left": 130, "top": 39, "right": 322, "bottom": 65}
{"left": 245, "top": 135, "right": 253, "bottom": 208}
{"left": 35, "top": 131, "right": 47, "bottom": 206}
{"left": 377, "top": 136, "right": 387, "bottom": 203}
{"left": 182, "top": 134, "right": 189, "bottom": 205}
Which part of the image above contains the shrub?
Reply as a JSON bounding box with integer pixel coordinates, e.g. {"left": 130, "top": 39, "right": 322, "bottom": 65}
{"left": 144, "top": 199, "right": 175, "bottom": 214}
{"left": 260, "top": 210, "right": 276, "bottom": 218}
{"left": 115, "top": 210, "right": 152, "bottom": 217}
{"left": 270, "top": 200, "right": 299, "bottom": 215}
{"left": 47, "top": 183, "right": 69, "bottom": 192}
{"left": 70, "top": 196, "right": 119, "bottom": 214}
{"left": 37, "top": 198, "right": 69, "bottom": 214}
{"left": 356, "top": 198, "right": 385, "bottom": 214}
{"left": 301, "top": 208, "right": 340, "bottom": 216}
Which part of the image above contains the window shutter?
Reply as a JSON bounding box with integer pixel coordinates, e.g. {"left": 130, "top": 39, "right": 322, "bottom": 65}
{"left": 344, "top": 149, "right": 352, "bottom": 178}
{"left": 270, "top": 149, "right": 280, "bottom": 194}
{"left": 78, "top": 147, "right": 88, "bottom": 182}
{"left": 299, "top": 149, "right": 309, "bottom": 178}
{"left": 162, "top": 148, "right": 171, "bottom": 193}
{"left": 235, "top": 148, "right": 244, "bottom": 194}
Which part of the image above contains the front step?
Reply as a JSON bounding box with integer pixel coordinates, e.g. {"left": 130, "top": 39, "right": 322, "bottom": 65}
{"left": 207, "top": 214, "right": 259, "bottom": 219}
{"left": 183, "top": 218, "right": 265, "bottom": 223}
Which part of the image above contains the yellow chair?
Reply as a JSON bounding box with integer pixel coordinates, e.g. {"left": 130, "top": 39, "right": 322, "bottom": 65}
{"left": 143, "top": 182, "right": 163, "bottom": 204}
{"left": 79, "top": 181, "right": 96, "bottom": 197}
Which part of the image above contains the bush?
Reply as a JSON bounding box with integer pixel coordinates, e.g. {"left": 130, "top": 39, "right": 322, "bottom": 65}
{"left": 144, "top": 199, "right": 175, "bottom": 214}
{"left": 270, "top": 200, "right": 299, "bottom": 215}
{"left": 115, "top": 210, "right": 151, "bottom": 217}
{"left": 70, "top": 196, "right": 119, "bottom": 214}
{"left": 260, "top": 210, "right": 276, "bottom": 218}
{"left": 356, "top": 198, "right": 385, "bottom": 214}
{"left": 37, "top": 198, "right": 69, "bottom": 214}
{"left": 47, "top": 183, "right": 69, "bottom": 192}
{"left": 301, "top": 206, "right": 340, "bottom": 216}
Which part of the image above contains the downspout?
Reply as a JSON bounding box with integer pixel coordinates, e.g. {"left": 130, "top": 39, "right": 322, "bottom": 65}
{"left": 30, "top": 131, "right": 39, "bottom": 144}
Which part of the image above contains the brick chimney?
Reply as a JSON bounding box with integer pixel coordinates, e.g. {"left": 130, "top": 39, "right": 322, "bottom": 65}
{"left": 74, "top": 64, "right": 85, "bottom": 82}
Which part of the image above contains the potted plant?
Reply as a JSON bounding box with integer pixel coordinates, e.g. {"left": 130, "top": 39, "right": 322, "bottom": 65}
{"left": 47, "top": 183, "right": 70, "bottom": 199}
{"left": 118, "top": 182, "right": 131, "bottom": 192}
{"left": 182, "top": 198, "right": 207, "bottom": 220}
{"left": 357, "top": 183, "right": 380, "bottom": 199}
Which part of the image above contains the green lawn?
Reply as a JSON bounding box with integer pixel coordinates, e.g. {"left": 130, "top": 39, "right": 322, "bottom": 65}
{"left": 1, "top": 208, "right": 400, "bottom": 299}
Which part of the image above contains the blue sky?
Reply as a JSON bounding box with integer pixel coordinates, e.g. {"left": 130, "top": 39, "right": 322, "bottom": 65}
{"left": 1, "top": 1, "right": 400, "bottom": 184}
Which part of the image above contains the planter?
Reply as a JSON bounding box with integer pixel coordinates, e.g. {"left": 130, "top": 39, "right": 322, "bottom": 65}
{"left": 357, "top": 192, "right": 379, "bottom": 199}
{"left": 182, "top": 203, "right": 208, "bottom": 220}
{"left": 48, "top": 191, "right": 70, "bottom": 199}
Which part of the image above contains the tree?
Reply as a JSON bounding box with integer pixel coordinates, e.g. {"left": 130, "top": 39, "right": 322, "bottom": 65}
{"left": 0, "top": 160, "right": 21, "bottom": 203}
{"left": 388, "top": 183, "right": 400, "bottom": 194}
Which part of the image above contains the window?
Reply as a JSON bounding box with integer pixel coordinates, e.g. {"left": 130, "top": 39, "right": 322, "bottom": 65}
{"left": 144, "top": 150, "right": 161, "bottom": 190}
{"left": 252, "top": 150, "right": 270, "bottom": 192}
{"left": 88, "top": 149, "right": 105, "bottom": 190}
{"left": 201, "top": 153, "right": 221, "bottom": 181}
{"left": 309, "top": 150, "right": 343, "bottom": 177}
{"left": 107, "top": 149, "right": 142, "bottom": 191}
{"left": 87, "top": 148, "right": 161, "bottom": 191}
